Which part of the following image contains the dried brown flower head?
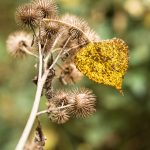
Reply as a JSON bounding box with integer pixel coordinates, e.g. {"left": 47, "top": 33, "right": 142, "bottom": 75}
{"left": 61, "top": 14, "right": 100, "bottom": 41}
{"left": 59, "top": 63, "right": 83, "bottom": 85}
{"left": 6, "top": 31, "right": 32, "bottom": 57}
{"left": 47, "top": 101, "right": 56, "bottom": 110}
{"left": 61, "top": 14, "right": 89, "bottom": 32}
{"left": 48, "top": 109, "right": 70, "bottom": 124}
{"left": 41, "top": 21, "right": 60, "bottom": 39}
{"left": 16, "top": 4, "right": 42, "bottom": 28}
{"left": 33, "top": 0, "right": 58, "bottom": 18}
{"left": 58, "top": 14, "right": 89, "bottom": 48}
{"left": 69, "top": 88, "right": 96, "bottom": 118}
{"left": 40, "top": 21, "right": 60, "bottom": 51}
{"left": 50, "top": 90, "right": 69, "bottom": 106}
{"left": 54, "top": 14, "right": 100, "bottom": 61}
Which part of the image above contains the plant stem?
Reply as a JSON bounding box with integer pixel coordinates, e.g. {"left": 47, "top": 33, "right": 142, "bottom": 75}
{"left": 36, "top": 104, "right": 72, "bottom": 116}
{"left": 36, "top": 110, "right": 48, "bottom": 116}
{"left": 22, "top": 47, "right": 38, "bottom": 58}
{"left": 15, "top": 77, "right": 45, "bottom": 150}
{"left": 16, "top": 39, "right": 44, "bottom": 150}
{"left": 15, "top": 30, "right": 65, "bottom": 150}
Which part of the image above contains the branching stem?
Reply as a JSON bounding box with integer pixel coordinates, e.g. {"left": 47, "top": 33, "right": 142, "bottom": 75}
{"left": 16, "top": 36, "right": 44, "bottom": 150}
{"left": 16, "top": 19, "right": 76, "bottom": 150}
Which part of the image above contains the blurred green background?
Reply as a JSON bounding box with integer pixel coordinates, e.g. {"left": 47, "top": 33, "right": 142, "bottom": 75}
{"left": 1, "top": 0, "right": 150, "bottom": 149}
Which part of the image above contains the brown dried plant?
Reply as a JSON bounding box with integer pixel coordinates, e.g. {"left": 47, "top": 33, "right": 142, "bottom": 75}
{"left": 6, "top": 0, "right": 128, "bottom": 149}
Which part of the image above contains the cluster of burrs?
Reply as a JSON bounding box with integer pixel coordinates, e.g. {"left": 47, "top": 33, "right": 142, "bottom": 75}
{"left": 6, "top": 0, "right": 99, "bottom": 124}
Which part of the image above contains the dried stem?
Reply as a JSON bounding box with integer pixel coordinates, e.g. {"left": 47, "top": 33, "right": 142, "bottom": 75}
{"left": 44, "top": 33, "right": 62, "bottom": 70}
{"left": 15, "top": 32, "right": 67, "bottom": 149}
{"left": 16, "top": 36, "right": 44, "bottom": 150}
{"left": 36, "top": 104, "right": 72, "bottom": 116}
{"left": 22, "top": 46, "right": 38, "bottom": 58}
{"left": 36, "top": 110, "right": 48, "bottom": 116}
{"left": 48, "top": 36, "right": 72, "bottom": 71}
{"left": 15, "top": 14, "right": 84, "bottom": 150}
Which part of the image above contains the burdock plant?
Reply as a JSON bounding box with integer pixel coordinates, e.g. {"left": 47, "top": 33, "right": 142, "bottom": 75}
{"left": 6, "top": 0, "right": 129, "bottom": 149}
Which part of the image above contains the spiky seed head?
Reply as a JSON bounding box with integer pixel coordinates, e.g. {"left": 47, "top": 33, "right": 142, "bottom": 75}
{"left": 58, "top": 14, "right": 89, "bottom": 48}
{"left": 33, "top": 21, "right": 60, "bottom": 52}
{"left": 42, "top": 21, "right": 60, "bottom": 51}
{"left": 32, "top": 0, "right": 58, "bottom": 18}
{"left": 50, "top": 90, "right": 69, "bottom": 107}
{"left": 41, "top": 21, "right": 60, "bottom": 39}
{"left": 16, "top": 3, "right": 43, "bottom": 28}
{"left": 59, "top": 63, "right": 83, "bottom": 85}
{"left": 60, "top": 14, "right": 98, "bottom": 41}
{"left": 62, "top": 14, "right": 100, "bottom": 41}
{"left": 47, "top": 101, "right": 56, "bottom": 112}
{"left": 68, "top": 88, "right": 96, "bottom": 118}
{"left": 57, "top": 14, "right": 100, "bottom": 62}
{"left": 61, "top": 14, "right": 89, "bottom": 32}
{"left": 49, "top": 109, "right": 70, "bottom": 124}
{"left": 6, "top": 31, "right": 32, "bottom": 57}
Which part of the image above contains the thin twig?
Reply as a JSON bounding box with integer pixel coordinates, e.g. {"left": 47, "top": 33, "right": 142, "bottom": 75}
{"left": 44, "top": 33, "right": 62, "bottom": 70}
{"left": 30, "top": 25, "right": 37, "bottom": 38}
{"left": 36, "top": 104, "right": 72, "bottom": 116}
{"left": 66, "top": 42, "right": 87, "bottom": 52}
{"left": 36, "top": 110, "right": 48, "bottom": 116}
{"left": 22, "top": 46, "right": 38, "bottom": 58}
{"left": 49, "top": 36, "right": 72, "bottom": 70}
{"left": 38, "top": 41, "right": 43, "bottom": 79}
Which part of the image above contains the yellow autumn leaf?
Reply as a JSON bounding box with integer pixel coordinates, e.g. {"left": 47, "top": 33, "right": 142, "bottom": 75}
{"left": 74, "top": 38, "right": 128, "bottom": 92}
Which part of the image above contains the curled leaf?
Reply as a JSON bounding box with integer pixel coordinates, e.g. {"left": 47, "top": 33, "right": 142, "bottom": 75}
{"left": 74, "top": 38, "right": 128, "bottom": 92}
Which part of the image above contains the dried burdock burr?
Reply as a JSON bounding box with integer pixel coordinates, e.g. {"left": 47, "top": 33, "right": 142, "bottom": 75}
{"left": 68, "top": 88, "right": 96, "bottom": 118}
{"left": 48, "top": 109, "right": 70, "bottom": 124}
{"left": 61, "top": 14, "right": 100, "bottom": 42}
{"left": 55, "top": 14, "right": 100, "bottom": 62}
{"left": 58, "top": 14, "right": 89, "bottom": 48}
{"left": 59, "top": 63, "right": 83, "bottom": 85}
{"left": 16, "top": 3, "right": 43, "bottom": 28}
{"left": 40, "top": 21, "right": 60, "bottom": 52}
{"left": 49, "top": 90, "right": 69, "bottom": 106}
{"left": 41, "top": 21, "right": 60, "bottom": 40}
{"left": 6, "top": 31, "right": 33, "bottom": 57}
{"left": 32, "top": 0, "right": 58, "bottom": 19}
